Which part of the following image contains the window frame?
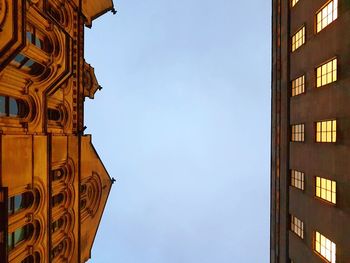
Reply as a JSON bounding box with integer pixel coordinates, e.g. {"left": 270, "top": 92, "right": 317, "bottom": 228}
{"left": 291, "top": 25, "right": 306, "bottom": 52}
{"left": 315, "top": 0, "right": 338, "bottom": 33}
{"left": 315, "top": 119, "right": 337, "bottom": 143}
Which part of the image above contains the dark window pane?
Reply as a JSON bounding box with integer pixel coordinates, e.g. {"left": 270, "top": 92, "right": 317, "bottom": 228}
{"left": 48, "top": 108, "right": 61, "bottom": 121}
{"left": 14, "top": 227, "right": 25, "bottom": 245}
{"left": 8, "top": 233, "right": 13, "bottom": 250}
{"left": 14, "top": 54, "right": 27, "bottom": 64}
{"left": 14, "top": 195, "right": 23, "bottom": 212}
{"left": 23, "top": 59, "right": 35, "bottom": 69}
{"left": 34, "top": 37, "right": 43, "bottom": 49}
{"left": 0, "top": 96, "right": 5, "bottom": 116}
{"left": 9, "top": 98, "right": 18, "bottom": 117}
{"left": 21, "top": 255, "right": 34, "bottom": 263}
{"left": 26, "top": 32, "right": 33, "bottom": 43}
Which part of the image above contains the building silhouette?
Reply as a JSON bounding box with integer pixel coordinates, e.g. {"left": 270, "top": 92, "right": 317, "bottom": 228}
{"left": 271, "top": 0, "right": 350, "bottom": 262}
{"left": 0, "top": 0, "right": 115, "bottom": 262}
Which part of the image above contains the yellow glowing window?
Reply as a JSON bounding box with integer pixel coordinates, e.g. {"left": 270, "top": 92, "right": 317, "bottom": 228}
{"left": 315, "top": 231, "right": 336, "bottom": 263}
{"left": 291, "top": 0, "right": 299, "bottom": 7}
{"left": 316, "top": 120, "right": 336, "bottom": 143}
{"left": 291, "top": 75, "right": 305, "bottom": 96}
{"left": 291, "top": 170, "right": 304, "bottom": 190}
{"left": 316, "top": 59, "right": 337, "bottom": 88}
{"left": 316, "top": 177, "right": 336, "bottom": 204}
{"left": 291, "top": 124, "right": 304, "bottom": 142}
{"left": 290, "top": 215, "right": 304, "bottom": 239}
{"left": 291, "top": 27, "right": 305, "bottom": 52}
{"left": 316, "top": 0, "right": 338, "bottom": 33}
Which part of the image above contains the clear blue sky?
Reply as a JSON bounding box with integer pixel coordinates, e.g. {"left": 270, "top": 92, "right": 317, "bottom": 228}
{"left": 84, "top": 0, "right": 271, "bottom": 262}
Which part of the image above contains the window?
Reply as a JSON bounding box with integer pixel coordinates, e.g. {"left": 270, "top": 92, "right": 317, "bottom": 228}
{"left": 12, "top": 53, "right": 45, "bottom": 76}
{"left": 291, "top": 0, "right": 299, "bottom": 7}
{"left": 0, "top": 96, "right": 27, "bottom": 118}
{"left": 26, "top": 25, "right": 52, "bottom": 53}
{"left": 52, "top": 193, "right": 64, "bottom": 207}
{"left": 291, "top": 27, "right": 305, "bottom": 52}
{"left": 8, "top": 224, "right": 34, "bottom": 251}
{"left": 291, "top": 170, "right": 304, "bottom": 190}
{"left": 291, "top": 75, "right": 305, "bottom": 96}
{"left": 291, "top": 124, "right": 304, "bottom": 142}
{"left": 316, "top": 120, "right": 336, "bottom": 143}
{"left": 52, "top": 217, "right": 64, "bottom": 233}
{"left": 47, "top": 108, "right": 61, "bottom": 121}
{"left": 316, "top": 0, "right": 338, "bottom": 33}
{"left": 316, "top": 58, "right": 337, "bottom": 88}
{"left": 290, "top": 215, "right": 304, "bottom": 239}
{"left": 316, "top": 177, "right": 336, "bottom": 204}
{"left": 8, "top": 192, "right": 33, "bottom": 215}
{"left": 315, "top": 231, "right": 336, "bottom": 263}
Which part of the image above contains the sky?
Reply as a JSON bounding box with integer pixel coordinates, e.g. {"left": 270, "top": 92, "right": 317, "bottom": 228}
{"left": 84, "top": 1, "right": 271, "bottom": 262}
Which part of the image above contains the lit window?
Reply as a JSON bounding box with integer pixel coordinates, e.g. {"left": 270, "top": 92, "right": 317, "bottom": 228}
{"left": 290, "top": 215, "right": 304, "bottom": 239}
{"left": 291, "top": 75, "right": 305, "bottom": 96}
{"left": 315, "top": 231, "right": 336, "bottom": 263}
{"left": 291, "top": 124, "right": 304, "bottom": 142}
{"left": 291, "top": 0, "right": 299, "bottom": 7}
{"left": 291, "top": 27, "right": 305, "bottom": 52}
{"left": 316, "top": 0, "right": 338, "bottom": 33}
{"left": 316, "top": 120, "right": 336, "bottom": 143}
{"left": 316, "top": 58, "right": 337, "bottom": 88}
{"left": 291, "top": 170, "right": 304, "bottom": 190}
{"left": 316, "top": 177, "right": 336, "bottom": 204}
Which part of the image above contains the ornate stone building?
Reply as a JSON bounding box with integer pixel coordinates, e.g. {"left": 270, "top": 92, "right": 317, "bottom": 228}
{"left": 0, "top": 0, "right": 115, "bottom": 262}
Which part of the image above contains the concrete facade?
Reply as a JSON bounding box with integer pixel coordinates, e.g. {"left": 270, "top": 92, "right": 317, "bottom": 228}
{"left": 271, "top": 0, "right": 350, "bottom": 262}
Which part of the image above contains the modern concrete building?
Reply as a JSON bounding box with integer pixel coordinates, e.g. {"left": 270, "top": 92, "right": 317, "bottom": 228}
{"left": 0, "top": 0, "right": 115, "bottom": 262}
{"left": 271, "top": 0, "right": 350, "bottom": 262}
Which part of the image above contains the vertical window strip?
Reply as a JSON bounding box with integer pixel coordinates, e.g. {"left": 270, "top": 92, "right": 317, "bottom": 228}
{"left": 316, "top": 177, "right": 336, "bottom": 204}
{"left": 291, "top": 170, "right": 304, "bottom": 190}
{"left": 291, "top": 27, "right": 305, "bottom": 52}
{"left": 316, "top": 59, "right": 337, "bottom": 88}
{"left": 316, "top": 120, "right": 336, "bottom": 143}
{"left": 316, "top": 0, "right": 338, "bottom": 33}
{"left": 291, "top": 124, "right": 305, "bottom": 142}
{"left": 315, "top": 231, "right": 336, "bottom": 263}
{"left": 292, "top": 75, "right": 305, "bottom": 96}
{"left": 290, "top": 215, "right": 304, "bottom": 239}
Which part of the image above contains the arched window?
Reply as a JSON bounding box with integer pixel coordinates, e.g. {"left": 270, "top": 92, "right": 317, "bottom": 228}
{"left": 51, "top": 217, "right": 64, "bottom": 233}
{"left": 8, "top": 192, "right": 34, "bottom": 215}
{"left": 12, "top": 54, "right": 45, "bottom": 76}
{"left": 21, "top": 255, "right": 34, "bottom": 263}
{"left": 0, "top": 96, "right": 28, "bottom": 118}
{"left": 51, "top": 193, "right": 64, "bottom": 207}
{"left": 26, "top": 25, "right": 53, "bottom": 53}
{"left": 51, "top": 240, "right": 65, "bottom": 259}
{"left": 8, "top": 224, "right": 34, "bottom": 251}
{"left": 47, "top": 108, "right": 61, "bottom": 121}
{"left": 48, "top": 4, "right": 64, "bottom": 25}
{"left": 51, "top": 168, "right": 65, "bottom": 182}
